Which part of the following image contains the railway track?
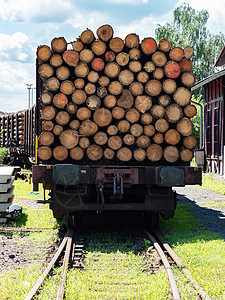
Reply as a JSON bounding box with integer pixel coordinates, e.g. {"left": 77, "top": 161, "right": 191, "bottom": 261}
{"left": 23, "top": 225, "right": 211, "bottom": 300}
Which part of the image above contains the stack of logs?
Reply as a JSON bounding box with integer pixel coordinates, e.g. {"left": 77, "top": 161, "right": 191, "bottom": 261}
{"left": 0, "top": 112, "right": 25, "bottom": 147}
{"left": 37, "top": 24, "right": 197, "bottom": 163}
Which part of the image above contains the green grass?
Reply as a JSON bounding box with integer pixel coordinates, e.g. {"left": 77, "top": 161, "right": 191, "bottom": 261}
{"left": 200, "top": 173, "right": 225, "bottom": 194}
{"left": 14, "top": 178, "right": 44, "bottom": 200}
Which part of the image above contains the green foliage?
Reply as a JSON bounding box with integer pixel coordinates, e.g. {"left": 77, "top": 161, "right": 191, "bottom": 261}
{"left": 191, "top": 95, "right": 203, "bottom": 148}
{"left": 155, "top": 3, "right": 225, "bottom": 81}
{"left": 0, "top": 147, "right": 9, "bottom": 164}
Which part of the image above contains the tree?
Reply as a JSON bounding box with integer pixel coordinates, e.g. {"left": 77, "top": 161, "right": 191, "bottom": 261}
{"left": 155, "top": 4, "right": 225, "bottom": 82}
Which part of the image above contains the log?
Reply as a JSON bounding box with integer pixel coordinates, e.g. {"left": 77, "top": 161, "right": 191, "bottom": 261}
{"left": 97, "top": 87, "right": 107, "bottom": 98}
{"left": 157, "top": 38, "right": 172, "bottom": 52}
{"left": 179, "top": 59, "right": 193, "bottom": 72}
{"left": 123, "top": 134, "right": 135, "bottom": 146}
{"left": 152, "top": 51, "right": 167, "bottom": 67}
{"left": 74, "top": 78, "right": 85, "bottom": 89}
{"left": 147, "top": 144, "right": 163, "bottom": 162}
{"left": 79, "top": 137, "right": 90, "bottom": 149}
{"left": 55, "top": 111, "right": 70, "bottom": 125}
{"left": 118, "top": 70, "right": 134, "bottom": 86}
{"left": 134, "top": 148, "right": 146, "bottom": 161}
{"left": 183, "top": 136, "right": 197, "bottom": 149}
{"left": 86, "top": 95, "right": 101, "bottom": 110}
{"left": 144, "top": 124, "right": 155, "bottom": 137}
{"left": 162, "top": 79, "right": 177, "bottom": 94}
{"left": 145, "top": 80, "right": 162, "bottom": 96}
{"left": 117, "top": 147, "right": 132, "bottom": 161}
{"left": 135, "top": 95, "right": 152, "bottom": 113}
{"left": 144, "top": 61, "right": 155, "bottom": 73}
{"left": 104, "top": 148, "right": 115, "bottom": 160}
{"left": 66, "top": 102, "right": 77, "bottom": 114}
{"left": 42, "top": 120, "right": 54, "bottom": 131}
{"left": 91, "top": 58, "right": 105, "bottom": 71}
{"left": 116, "top": 52, "right": 129, "bottom": 66}
{"left": 117, "top": 89, "right": 134, "bottom": 108}
{"left": 125, "top": 33, "right": 140, "bottom": 48}
{"left": 153, "top": 68, "right": 164, "bottom": 80}
{"left": 164, "top": 61, "right": 181, "bottom": 79}
{"left": 72, "top": 90, "right": 87, "bottom": 105}
{"left": 125, "top": 108, "right": 140, "bottom": 123}
{"left": 70, "top": 146, "right": 84, "bottom": 160}
{"left": 97, "top": 25, "right": 114, "bottom": 42}
{"left": 37, "top": 45, "right": 52, "bottom": 62}
{"left": 80, "top": 29, "right": 95, "bottom": 44}
{"left": 45, "top": 77, "right": 60, "bottom": 92}
{"left": 63, "top": 50, "right": 79, "bottom": 67}
{"left": 129, "top": 48, "right": 141, "bottom": 61}
{"left": 72, "top": 40, "right": 84, "bottom": 52}
{"left": 118, "top": 120, "right": 130, "bottom": 133}
{"left": 136, "top": 135, "right": 150, "bottom": 148}
{"left": 53, "top": 125, "right": 63, "bottom": 136}
{"left": 74, "top": 62, "right": 89, "bottom": 77}
{"left": 84, "top": 83, "right": 96, "bottom": 95}
{"left": 108, "top": 135, "right": 122, "bottom": 150}
{"left": 151, "top": 105, "right": 165, "bottom": 119}
{"left": 130, "top": 123, "right": 143, "bottom": 137}
{"left": 112, "top": 107, "right": 125, "bottom": 120}
{"left": 87, "top": 144, "right": 103, "bottom": 161}
{"left": 53, "top": 93, "right": 68, "bottom": 109}
{"left": 165, "top": 104, "right": 183, "bottom": 123}
{"left": 104, "top": 62, "right": 120, "bottom": 78}
{"left": 107, "top": 125, "right": 118, "bottom": 136}
{"left": 141, "top": 113, "right": 153, "bottom": 124}
{"left": 176, "top": 117, "right": 193, "bottom": 136}
{"left": 39, "top": 131, "right": 54, "bottom": 146}
{"left": 180, "top": 149, "right": 194, "bottom": 162}
{"left": 173, "top": 87, "right": 191, "bottom": 106}
{"left": 50, "top": 54, "right": 63, "bottom": 67}
{"left": 98, "top": 76, "right": 110, "bottom": 87}
{"left": 165, "top": 129, "right": 181, "bottom": 145}
{"left": 158, "top": 94, "right": 171, "bottom": 107}
{"left": 41, "top": 106, "right": 56, "bottom": 120}
{"left": 91, "top": 40, "right": 106, "bottom": 56}
{"left": 94, "top": 131, "right": 108, "bottom": 145}
{"left": 53, "top": 146, "right": 68, "bottom": 161}
{"left": 129, "top": 82, "right": 143, "bottom": 96}
{"left": 38, "top": 146, "right": 52, "bottom": 160}
{"left": 69, "top": 120, "right": 80, "bottom": 130}
{"left": 38, "top": 64, "right": 54, "bottom": 79}
{"left": 80, "top": 49, "right": 94, "bottom": 63}
{"left": 76, "top": 107, "right": 91, "bottom": 121}
{"left": 184, "top": 46, "right": 194, "bottom": 59}
{"left": 109, "top": 37, "right": 124, "bottom": 53}
{"left": 60, "top": 80, "right": 75, "bottom": 95}
{"left": 87, "top": 71, "right": 99, "bottom": 83}
{"left": 104, "top": 95, "right": 117, "bottom": 108}
{"left": 184, "top": 104, "right": 197, "bottom": 118}
{"left": 56, "top": 66, "right": 70, "bottom": 80}
{"left": 169, "top": 47, "right": 184, "bottom": 62}
{"left": 141, "top": 37, "right": 157, "bottom": 55}
{"left": 108, "top": 81, "right": 123, "bottom": 95}
{"left": 105, "top": 51, "right": 115, "bottom": 62}
{"left": 153, "top": 133, "right": 164, "bottom": 144}
{"left": 59, "top": 129, "right": 79, "bottom": 149}
{"left": 129, "top": 61, "right": 142, "bottom": 73}
{"left": 137, "top": 71, "right": 149, "bottom": 83}
{"left": 181, "top": 72, "right": 196, "bottom": 88}
{"left": 164, "top": 146, "right": 179, "bottom": 163}
{"left": 40, "top": 91, "right": 53, "bottom": 105}
{"left": 155, "top": 119, "right": 169, "bottom": 133}
{"left": 51, "top": 37, "right": 67, "bottom": 53}
{"left": 93, "top": 108, "right": 112, "bottom": 127}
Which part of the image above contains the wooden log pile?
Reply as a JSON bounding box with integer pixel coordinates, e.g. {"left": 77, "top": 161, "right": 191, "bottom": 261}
{"left": 37, "top": 25, "right": 197, "bottom": 163}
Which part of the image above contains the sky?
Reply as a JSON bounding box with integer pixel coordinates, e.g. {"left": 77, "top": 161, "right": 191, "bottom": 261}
{"left": 0, "top": 0, "right": 225, "bottom": 112}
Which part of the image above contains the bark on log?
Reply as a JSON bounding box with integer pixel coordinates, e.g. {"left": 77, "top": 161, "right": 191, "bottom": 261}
{"left": 125, "top": 108, "right": 140, "bottom": 123}
{"left": 162, "top": 79, "right": 177, "bottom": 94}
{"left": 183, "top": 136, "right": 197, "bottom": 149}
{"left": 80, "top": 29, "right": 95, "bottom": 44}
{"left": 72, "top": 90, "right": 87, "bottom": 105}
{"left": 97, "top": 25, "right": 114, "bottom": 42}
{"left": 59, "top": 129, "right": 79, "bottom": 149}
{"left": 85, "top": 83, "right": 96, "bottom": 95}
{"left": 53, "top": 125, "right": 63, "bottom": 136}
{"left": 53, "top": 146, "right": 68, "bottom": 161}
{"left": 108, "top": 81, "right": 123, "bottom": 95}
{"left": 91, "top": 40, "right": 106, "bottom": 56}
{"left": 137, "top": 71, "right": 149, "bottom": 83}
{"left": 104, "top": 62, "right": 120, "bottom": 78}
{"left": 155, "top": 119, "right": 169, "bottom": 133}
{"left": 116, "top": 52, "right": 129, "bottom": 66}
{"left": 87, "top": 71, "right": 99, "bottom": 83}
{"left": 129, "top": 48, "right": 141, "bottom": 61}
{"left": 129, "top": 61, "right": 142, "bottom": 73}
{"left": 158, "top": 94, "right": 171, "bottom": 107}
{"left": 60, "top": 80, "right": 75, "bottom": 95}
{"left": 45, "top": 77, "right": 60, "bottom": 92}
{"left": 56, "top": 66, "right": 70, "bottom": 81}
{"left": 76, "top": 107, "right": 91, "bottom": 120}
{"left": 118, "top": 70, "right": 134, "bottom": 86}
{"left": 112, "top": 107, "right": 125, "bottom": 120}
{"left": 74, "top": 78, "right": 85, "bottom": 89}
{"left": 39, "top": 131, "right": 54, "bottom": 146}
{"left": 136, "top": 135, "right": 150, "bottom": 148}
{"left": 66, "top": 102, "right": 77, "bottom": 114}
{"left": 180, "top": 149, "right": 194, "bottom": 162}
{"left": 38, "top": 146, "right": 52, "bottom": 160}
{"left": 70, "top": 146, "right": 84, "bottom": 160}
{"left": 87, "top": 144, "right": 103, "bottom": 161}
{"left": 173, "top": 87, "right": 191, "bottom": 106}
{"left": 164, "top": 146, "right": 179, "bottom": 163}
{"left": 79, "top": 137, "right": 90, "bottom": 149}
{"left": 176, "top": 117, "right": 193, "bottom": 136}
{"left": 158, "top": 38, "right": 172, "bottom": 52}
{"left": 55, "top": 111, "right": 70, "bottom": 125}
{"left": 130, "top": 123, "right": 143, "bottom": 137}
{"left": 165, "top": 129, "right": 181, "bottom": 145}
{"left": 104, "top": 95, "right": 117, "bottom": 108}
{"left": 53, "top": 93, "right": 68, "bottom": 109}
{"left": 94, "top": 131, "right": 108, "bottom": 145}
{"left": 123, "top": 134, "right": 135, "bottom": 146}
{"left": 51, "top": 37, "right": 67, "bottom": 53}
{"left": 37, "top": 45, "right": 52, "bottom": 62}
{"left": 134, "top": 148, "right": 146, "bottom": 161}
{"left": 107, "top": 125, "right": 118, "bottom": 136}
{"left": 72, "top": 40, "right": 84, "bottom": 52}
{"left": 118, "top": 120, "right": 130, "bottom": 133}
{"left": 135, "top": 95, "right": 152, "bottom": 113}
{"left": 147, "top": 144, "right": 163, "bottom": 162}
{"left": 104, "top": 148, "right": 115, "bottom": 160}
{"left": 141, "top": 38, "right": 157, "bottom": 55}
{"left": 69, "top": 120, "right": 80, "bottom": 130}
{"left": 74, "top": 62, "right": 89, "bottom": 77}
{"left": 93, "top": 108, "right": 112, "bottom": 127}
{"left": 109, "top": 37, "right": 124, "bottom": 53}
{"left": 42, "top": 120, "right": 54, "bottom": 131}
{"left": 151, "top": 105, "right": 165, "bottom": 119}
{"left": 50, "top": 54, "right": 63, "bottom": 67}
{"left": 40, "top": 92, "right": 53, "bottom": 105}
{"left": 125, "top": 33, "right": 140, "bottom": 48}
{"left": 181, "top": 72, "right": 196, "bottom": 88}
{"left": 165, "top": 104, "right": 183, "bottom": 123}
{"left": 144, "top": 124, "right": 155, "bottom": 137}
{"left": 153, "top": 68, "right": 164, "bottom": 80}
{"left": 141, "top": 113, "right": 152, "bottom": 124}
{"left": 38, "top": 64, "right": 54, "bottom": 79}
{"left": 117, "top": 147, "right": 132, "bottom": 161}
{"left": 145, "top": 80, "right": 162, "bottom": 96}
{"left": 153, "top": 133, "right": 164, "bottom": 144}
{"left": 86, "top": 95, "right": 101, "bottom": 110}
{"left": 152, "top": 51, "right": 167, "bottom": 67}
{"left": 117, "top": 89, "right": 134, "bottom": 108}
{"left": 184, "top": 104, "right": 197, "bottom": 118}
{"left": 41, "top": 106, "right": 56, "bottom": 121}
{"left": 80, "top": 49, "right": 94, "bottom": 63}
{"left": 63, "top": 50, "right": 79, "bottom": 67}
{"left": 108, "top": 135, "right": 123, "bottom": 150}
{"left": 169, "top": 47, "right": 184, "bottom": 62}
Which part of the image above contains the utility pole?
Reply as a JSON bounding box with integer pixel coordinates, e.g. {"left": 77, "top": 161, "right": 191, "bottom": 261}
{"left": 26, "top": 84, "right": 33, "bottom": 108}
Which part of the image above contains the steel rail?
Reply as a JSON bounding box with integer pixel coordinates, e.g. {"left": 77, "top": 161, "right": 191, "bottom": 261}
{"left": 56, "top": 229, "right": 74, "bottom": 300}
{"left": 142, "top": 227, "right": 180, "bottom": 300}
{"left": 24, "top": 229, "right": 71, "bottom": 300}
{"left": 153, "top": 229, "right": 211, "bottom": 300}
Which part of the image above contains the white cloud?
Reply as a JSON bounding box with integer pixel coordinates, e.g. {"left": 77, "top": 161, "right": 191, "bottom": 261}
{"left": 108, "top": 0, "right": 148, "bottom": 3}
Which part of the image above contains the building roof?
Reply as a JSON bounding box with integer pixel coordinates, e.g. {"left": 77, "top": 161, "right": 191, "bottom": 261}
{"left": 214, "top": 45, "right": 225, "bottom": 67}
{"left": 191, "top": 68, "right": 225, "bottom": 92}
